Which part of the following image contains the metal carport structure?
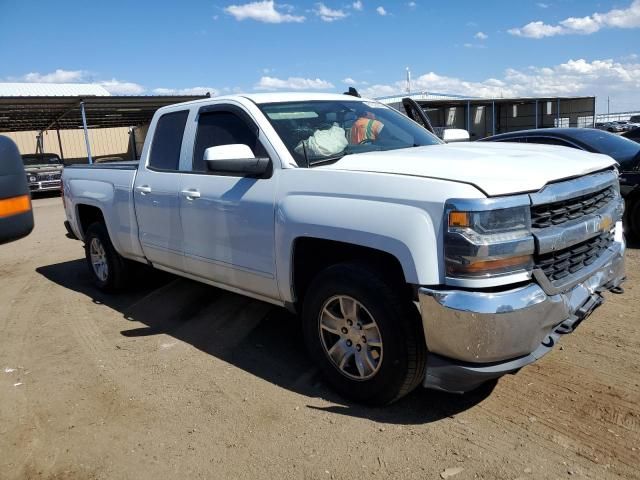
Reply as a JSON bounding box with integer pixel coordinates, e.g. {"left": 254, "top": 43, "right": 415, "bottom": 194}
{"left": 0, "top": 93, "right": 207, "bottom": 163}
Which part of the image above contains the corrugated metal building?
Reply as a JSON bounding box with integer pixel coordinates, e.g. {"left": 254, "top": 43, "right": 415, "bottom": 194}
{"left": 378, "top": 91, "right": 596, "bottom": 140}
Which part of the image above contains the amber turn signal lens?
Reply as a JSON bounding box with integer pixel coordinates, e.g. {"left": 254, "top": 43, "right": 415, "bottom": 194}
{"left": 0, "top": 194, "right": 31, "bottom": 219}
{"left": 449, "top": 211, "right": 470, "bottom": 228}
{"left": 447, "top": 255, "right": 532, "bottom": 275}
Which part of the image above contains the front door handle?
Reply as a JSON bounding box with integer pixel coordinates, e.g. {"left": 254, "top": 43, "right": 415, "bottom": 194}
{"left": 181, "top": 189, "right": 201, "bottom": 200}
{"left": 135, "top": 185, "right": 152, "bottom": 194}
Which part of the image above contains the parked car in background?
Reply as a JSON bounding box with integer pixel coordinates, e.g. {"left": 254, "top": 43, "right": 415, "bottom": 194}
{"left": 480, "top": 128, "right": 640, "bottom": 238}
{"left": 628, "top": 115, "right": 640, "bottom": 127}
{"left": 22, "top": 153, "right": 63, "bottom": 194}
{"left": 613, "top": 121, "right": 635, "bottom": 132}
{"left": 622, "top": 127, "right": 640, "bottom": 143}
{"left": 603, "top": 122, "right": 625, "bottom": 133}
{"left": 62, "top": 93, "right": 625, "bottom": 405}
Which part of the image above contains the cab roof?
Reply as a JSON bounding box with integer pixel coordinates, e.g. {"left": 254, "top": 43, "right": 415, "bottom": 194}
{"left": 241, "top": 92, "right": 372, "bottom": 104}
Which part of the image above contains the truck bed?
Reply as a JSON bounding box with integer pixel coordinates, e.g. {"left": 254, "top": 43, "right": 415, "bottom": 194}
{"left": 65, "top": 161, "right": 138, "bottom": 170}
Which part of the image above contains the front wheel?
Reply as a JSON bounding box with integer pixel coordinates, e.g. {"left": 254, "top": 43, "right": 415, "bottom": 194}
{"left": 302, "top": 262, "right": 426, "bottom": 405}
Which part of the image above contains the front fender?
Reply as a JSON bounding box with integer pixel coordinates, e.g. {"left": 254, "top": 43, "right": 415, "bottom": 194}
{"left": 275, "top": 194, "right": 440, "bottom": 303}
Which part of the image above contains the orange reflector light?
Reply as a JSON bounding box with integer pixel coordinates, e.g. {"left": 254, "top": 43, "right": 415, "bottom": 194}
{"left": 448, "top": 255, "right": 532, "bottom": 275}
{"left": 0, "top": 194, "right": 31, "bottom": 219}
{"left": 449, "top": 211, "right": 470, "bottom": 228}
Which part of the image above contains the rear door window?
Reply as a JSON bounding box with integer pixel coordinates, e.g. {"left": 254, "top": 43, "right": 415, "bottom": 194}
{"left": 148, "top": 110, "right": 189, "bottom": 170}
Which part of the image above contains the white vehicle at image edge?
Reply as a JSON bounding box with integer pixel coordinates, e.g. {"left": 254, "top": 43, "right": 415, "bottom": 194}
{"left": 62, "top": 93, "right": 626, "bottom": 405}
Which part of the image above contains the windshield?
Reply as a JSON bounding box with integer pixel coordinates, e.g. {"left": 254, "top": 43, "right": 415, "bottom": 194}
{"left": 259, "top": 100, "right": 442, "bottom": 167}
{"left": 22, "top": 155, "right": 62, "bottom": 167}
{"left": 571, "top": 129, "right": 640, "bottom": 169}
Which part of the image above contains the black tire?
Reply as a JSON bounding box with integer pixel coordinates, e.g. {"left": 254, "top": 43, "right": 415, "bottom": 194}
{"left": 626, "top": 197, "right": 640, "bottom": 240}
{"left": 84, "top": 222, "right": 129, "bottom": 291}
{"left": 302, "top": 262, "right": 426, "bottom": 406}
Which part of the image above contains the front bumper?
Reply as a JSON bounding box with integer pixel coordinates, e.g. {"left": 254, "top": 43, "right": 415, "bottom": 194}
{"left": 418, "top": 238, "right": 625, "bottom": 393}
{"left": 29, "top": 180, "right": 61, "bottom": 192}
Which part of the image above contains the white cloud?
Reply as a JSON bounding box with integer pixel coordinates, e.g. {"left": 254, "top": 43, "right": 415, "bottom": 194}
{"left": 537, "top": 2, "right": 549, "bottom": 8}
{"left": 376, "top": 6, "right": 387, "bottom": 15}
{"left": 152, "top": 87, "right": 218, "bottom": 96}
{"left": 352, "top": 1, "right": 363, "bottom": 11}
{"left": 22, "top": 69, "right": 87, "bottom": 83}
{"left": 508, "top": 21, "right": 564, "bottom": 38}
{"left": 463, "top": 43, "right": 487, "bottom": 49}
{"left": 342, "top": 77, "right": 369, "bottom": 85}
{"left": 7, "top": 68, "right": 222, "bottom": 97}
{"left": 99, "top": 79, "right": 146, "bottom": 95}
{"left": 407, "top": 2, "right": 416, "bottom": 8}
{"left": 314, "top": 3, "right": 348, "bottom": 22}
{"left": 509, "top": 0, "right": 640, "bottom": 38}
{"left": 360, "top": 57, "right": 640, "bottom": 111}
{"left": 255, "top": 76, "right": 334, "bottom": 90}
{"left": 474, "top": 31, "right": 488, "bottom": 40}
{"left": 224, "top": 1, "right": 305, "bottom": 23}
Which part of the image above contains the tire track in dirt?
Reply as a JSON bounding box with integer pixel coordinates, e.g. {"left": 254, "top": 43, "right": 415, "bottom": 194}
{"left": 0, "top": 275, "right": 58, "bottom": 480}
{"left": 487, "top": 371, "right": 640, "bottom": 477}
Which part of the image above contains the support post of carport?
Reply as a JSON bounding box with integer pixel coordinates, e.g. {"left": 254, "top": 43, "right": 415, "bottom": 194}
{"left": 466, "top": 100, "right": 470, "bottom": 133}
{"left": 492, "top": 101, "right": 496, "bottom": 136}
{"left": 80, "top": 101, "right": 93, "bottom": 164}
{"left": 556, "top": 98, "right": 560, "bottom": 127}
{"left": 535, "top": 100, "right": 539, "bottom": 129}
{"left": 55, "top": 125, "right": 65, "bottom": 161}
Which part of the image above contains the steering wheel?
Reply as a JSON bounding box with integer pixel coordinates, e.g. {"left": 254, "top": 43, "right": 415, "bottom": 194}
{"left": 359, "top": 138, "right": 375, "bottom": 145}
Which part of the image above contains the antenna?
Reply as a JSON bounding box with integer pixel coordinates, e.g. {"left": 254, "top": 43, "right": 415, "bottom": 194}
{"left": 406, "top": 67, "right": 410, "bottom": 93}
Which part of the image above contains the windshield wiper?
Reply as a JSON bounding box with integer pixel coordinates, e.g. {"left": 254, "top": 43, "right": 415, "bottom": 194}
{"left": 308, "top": 152, "right": 347, "bottom": 167}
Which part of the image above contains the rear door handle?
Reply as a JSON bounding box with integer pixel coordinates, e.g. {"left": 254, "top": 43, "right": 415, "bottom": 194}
{"left": 135, "top": 185, "right": 152, "bottom": 194}
{"left": 181, "top": 189, "right": 201, "bottom": 199}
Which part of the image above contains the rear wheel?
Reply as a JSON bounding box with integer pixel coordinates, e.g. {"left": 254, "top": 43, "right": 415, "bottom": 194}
{"left": 302, "top": 262, "right": 426, "bottom": 405}
{"left": 84, "top": 222, "right": 129, "bottom": 291}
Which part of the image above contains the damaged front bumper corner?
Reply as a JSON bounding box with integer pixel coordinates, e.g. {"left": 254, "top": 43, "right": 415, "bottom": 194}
{"left": 417, "top": 238, "right": 625, "bottom": 394}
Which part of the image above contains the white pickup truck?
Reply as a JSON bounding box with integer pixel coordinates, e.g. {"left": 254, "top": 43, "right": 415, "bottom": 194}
{"left": 62, "top": 93, "right": 626, "bottom": 405}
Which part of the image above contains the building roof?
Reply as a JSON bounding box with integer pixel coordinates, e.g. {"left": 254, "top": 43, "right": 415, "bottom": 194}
{"left": 377, "top": 91, "right": 474, "bottom": 104}
{"left": 0, "top": 82, "right": 111, "bottom": 97}
{"left": 377, "top": 91, "right": 595, "bottom": 106}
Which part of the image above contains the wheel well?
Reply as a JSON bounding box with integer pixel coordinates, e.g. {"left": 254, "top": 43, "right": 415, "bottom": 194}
{"left": 76, "top": 204, "right": 105, "bottom": 236}
{"left": 292, "top": 238, "right": 409, "bottom": 306}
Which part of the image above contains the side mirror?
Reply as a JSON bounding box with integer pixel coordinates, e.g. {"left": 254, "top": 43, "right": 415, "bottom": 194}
{"left": 204, "top": 144, "right": 271, "bottom": 177}
{"left": 0, "top": 136, "right": 34, "bottom": 245}
{"left": 442, "top": 129, "right": 470, "bottom": 143}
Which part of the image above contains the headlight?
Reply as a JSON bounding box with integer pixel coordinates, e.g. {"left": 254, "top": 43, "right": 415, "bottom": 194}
{"left": 445, "top": 198, "right": 534, "bottom": 282}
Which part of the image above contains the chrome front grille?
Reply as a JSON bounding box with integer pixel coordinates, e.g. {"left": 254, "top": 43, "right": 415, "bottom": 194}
{"left": 535, "top": 231, "right": 614, "bottom": 284}
{"left": 530, "top": 185, "right": 616, "bottom": 228}
{"left": 37, "top": 172, "right": 61, "bottom": 181}
{"left": 530, "top": 169, "right": 621, "bottom": 291}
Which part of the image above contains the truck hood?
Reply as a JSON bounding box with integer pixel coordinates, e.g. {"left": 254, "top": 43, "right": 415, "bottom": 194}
{"left": 321, "top": 142, "right": 617, "bottom": 196}
{"left": 24, "top": 164, "right": 63, "bottom": 174}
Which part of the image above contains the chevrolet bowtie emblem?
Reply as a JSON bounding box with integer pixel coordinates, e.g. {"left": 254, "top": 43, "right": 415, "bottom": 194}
{"left": 598, "top": 215, "right": 613, "bottom": 233}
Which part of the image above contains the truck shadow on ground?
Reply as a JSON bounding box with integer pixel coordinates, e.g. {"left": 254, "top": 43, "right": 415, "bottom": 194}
{"left": 37, "top": 258, "right": 495, "bottom": 425}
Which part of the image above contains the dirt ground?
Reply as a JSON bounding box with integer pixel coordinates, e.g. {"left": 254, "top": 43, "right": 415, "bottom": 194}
{"left": 0, "top": 196, "right": 638, "bottom": 480}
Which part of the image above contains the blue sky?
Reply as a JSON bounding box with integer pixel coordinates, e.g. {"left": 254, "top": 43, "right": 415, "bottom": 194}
{"left": 1, "top": 0, "right": 639, "bottom": 112}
